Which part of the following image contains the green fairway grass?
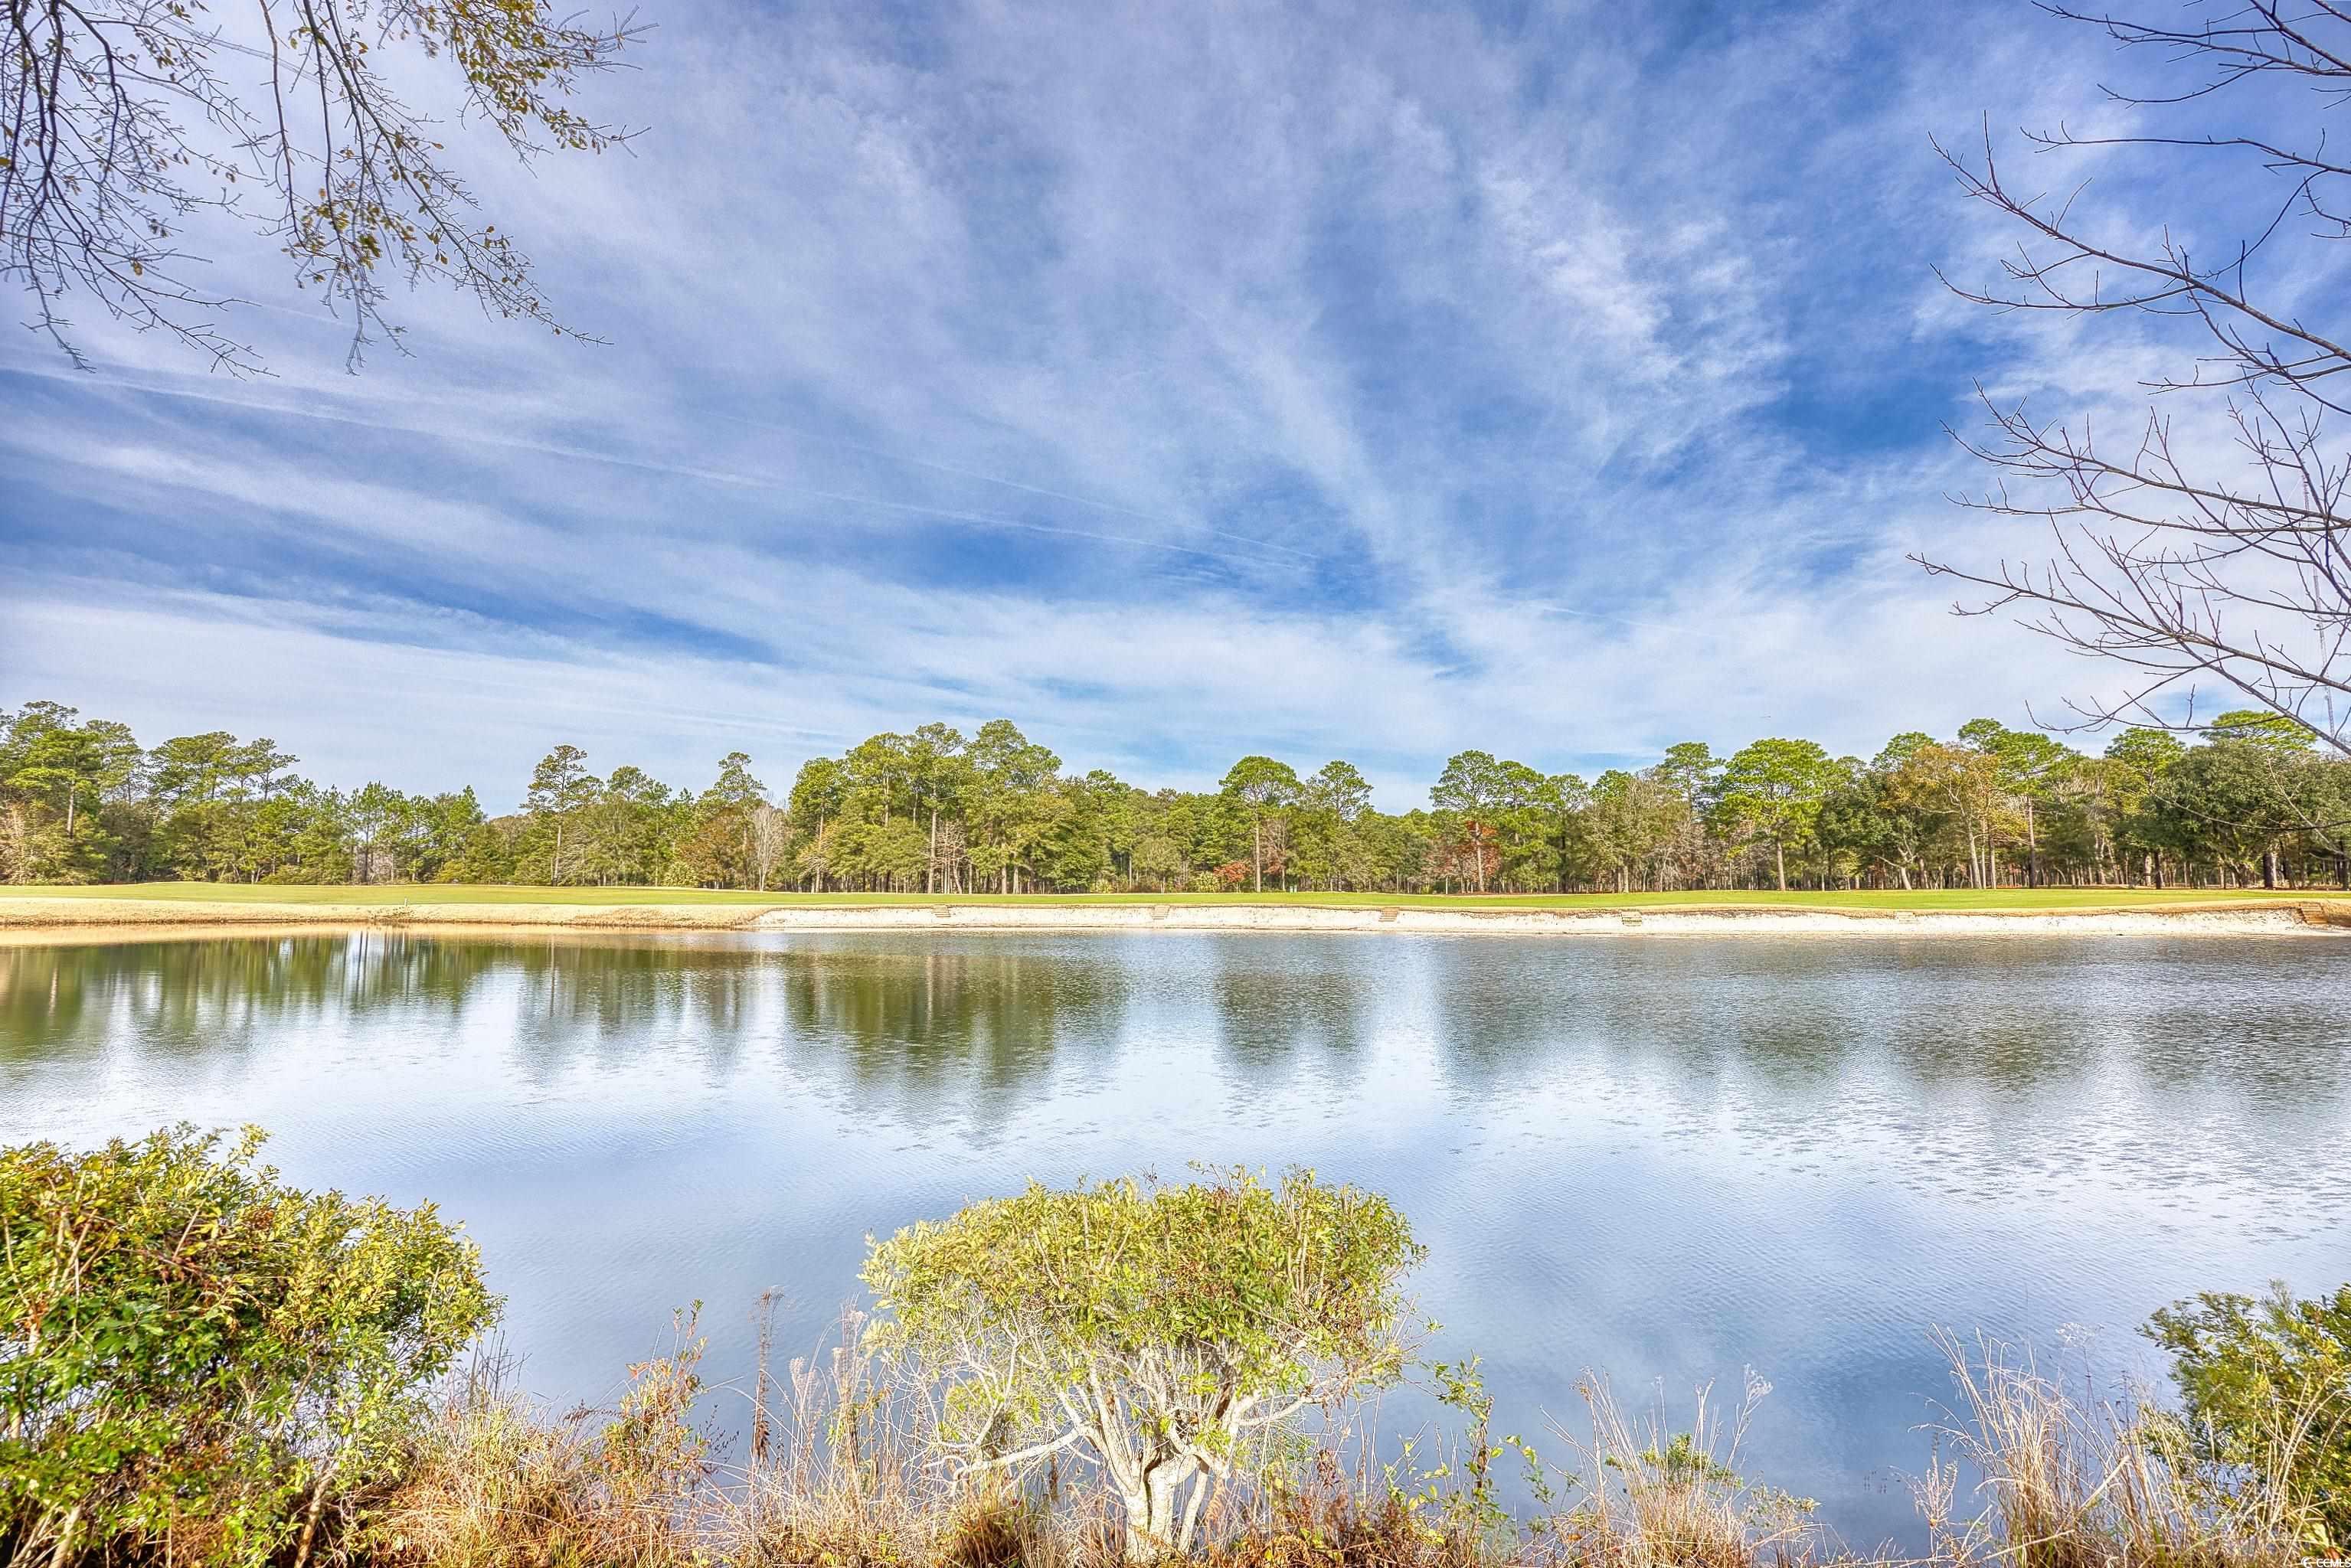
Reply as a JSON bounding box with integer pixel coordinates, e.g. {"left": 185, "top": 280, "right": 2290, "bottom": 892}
{"left": 0, "top": 883, "right": 2327, "bottom": 911}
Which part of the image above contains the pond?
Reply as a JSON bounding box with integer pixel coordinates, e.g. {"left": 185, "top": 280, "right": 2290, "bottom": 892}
{"left": 4, "top": 929, "right": 2347, "bottom": 1549}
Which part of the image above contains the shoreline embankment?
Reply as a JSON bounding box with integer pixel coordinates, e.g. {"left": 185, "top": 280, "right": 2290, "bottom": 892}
{"left": 2, "top": 896, "right": 2347, "bottom": 943}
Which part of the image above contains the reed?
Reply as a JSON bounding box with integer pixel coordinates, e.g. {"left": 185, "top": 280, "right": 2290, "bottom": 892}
{"left": 368, "top": 1319, "right": 717, "bottom": 1568}
{"left": 1533, "top": 1370, "right": 1823, "bottom": 1568}
{"left": 353, "top": 1321, "right": 2324, "bottom": 1568}
{"left": 1911, "top": 1332, "right": 2315, "bottom": 1568}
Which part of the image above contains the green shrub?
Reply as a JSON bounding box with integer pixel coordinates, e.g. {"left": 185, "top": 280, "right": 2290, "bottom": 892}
{"left": 0, "top": 1125, "right": 497, "bottom": 1568}
{"left": 864, "top": 1168, "right": 1423, "bottom": 1557}
{"left": 2145, "top": 1281, "right": 2351, "bottom": 1548}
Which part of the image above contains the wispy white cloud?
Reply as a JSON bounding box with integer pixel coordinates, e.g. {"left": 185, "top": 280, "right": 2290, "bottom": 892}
{"left": 0, "top": 0, "right": 2300, "bottom": 802}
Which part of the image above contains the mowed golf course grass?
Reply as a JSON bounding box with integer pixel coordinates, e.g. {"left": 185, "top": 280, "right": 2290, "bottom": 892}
{"left": 0, "top": 883, "right": 2326, "bottom": 911}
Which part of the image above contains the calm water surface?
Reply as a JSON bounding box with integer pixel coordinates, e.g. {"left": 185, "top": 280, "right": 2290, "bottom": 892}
{"left": 5, "top": 930, "right": 2349, "bottom": 1547}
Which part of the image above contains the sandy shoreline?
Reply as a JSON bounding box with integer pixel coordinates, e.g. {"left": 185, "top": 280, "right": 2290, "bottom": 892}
{"left": 1, "top": 897, "right": 2346, "bottom": 942}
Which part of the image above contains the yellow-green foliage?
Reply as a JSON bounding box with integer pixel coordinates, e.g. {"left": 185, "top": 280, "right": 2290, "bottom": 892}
{"left": 868, "top": 1170, "right": 1421, "bottom": 1441}
{"left": 0, "top": 1127, "right": 497, "bottom": 1568}
{"left": 864, "top": 1170, "right": 1423, "bottom": 1552}
{"left": 2146, "top": 1284, "right": 2351, "bottom": 1550}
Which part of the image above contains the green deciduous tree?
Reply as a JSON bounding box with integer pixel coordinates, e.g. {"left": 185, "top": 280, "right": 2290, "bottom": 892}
{"left": 2207, "top": 711, "right": 2320, "bottom": 753}
{"left": 1585, "top": 768, "right": 1681, "bottom": 894}
{"left": 2161, "top": 729, "right": 2349, "bottom": 890}
{"left": 1885, "top": 742, "right": 2002, "bottom": 889}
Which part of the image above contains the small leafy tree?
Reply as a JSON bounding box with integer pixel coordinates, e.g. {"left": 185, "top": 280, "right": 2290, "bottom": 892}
{"left": 862, "top": 1169, "right": 1423, "bottom": 1558}
{"left": 2145, "top": 1282, "right": 2351, "bottom": 1549}
{"left": 0, "top": 1125, "right": 497, "bottom": 1568}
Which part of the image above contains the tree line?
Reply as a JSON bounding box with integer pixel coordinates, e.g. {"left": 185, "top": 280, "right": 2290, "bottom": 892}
{"left": 3, "top": 699, "right": 2346, "bottom": 893}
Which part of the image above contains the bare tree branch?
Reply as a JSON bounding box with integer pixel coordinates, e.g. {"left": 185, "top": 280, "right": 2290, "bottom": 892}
{"left": 0, "top": 0, "right": 644, "bottom": 371}
{"left": 1923, "top": 2, "right": 2351, "bottom": 757}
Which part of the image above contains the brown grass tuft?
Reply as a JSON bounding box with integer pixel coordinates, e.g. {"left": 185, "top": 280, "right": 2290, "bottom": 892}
{"left": 368, "top": 1321, "right": 714, "bottom": 1568}
{"left": 1532, "top": 1369, "right": 1824, "bottom": 1568}
{"left": 357, "top": 1318, "right": 2322, "bottom": 1568}
{"left": 1914, "top": 1331, "right": 2308, "bottom": 1568}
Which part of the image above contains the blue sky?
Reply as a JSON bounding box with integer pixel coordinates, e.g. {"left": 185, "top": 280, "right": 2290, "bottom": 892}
{"left": 0, "top": 0, "right": 2310, "bottom": 810}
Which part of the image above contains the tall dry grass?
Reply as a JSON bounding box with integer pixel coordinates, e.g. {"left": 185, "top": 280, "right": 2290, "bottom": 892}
{"left": 729, "top": 1304, "right": 1028, "bottom": 1568}
{"left": 1534, "top": 1370, "right": 1825, "bottom": 1568}
{"left": 358, "top": 1318, "right": 2323, "bottom": 1568}
{"left": 368, "top": 1315, "right": 719, "bottom": 1568}
{"left": 1910, "top": 1332, "right": 2317, "bottom": 1568}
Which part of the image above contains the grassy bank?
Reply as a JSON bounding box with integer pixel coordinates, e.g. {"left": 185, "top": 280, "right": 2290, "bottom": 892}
{"left": 0, "top": 882, "right": 2330, "bottom": 910}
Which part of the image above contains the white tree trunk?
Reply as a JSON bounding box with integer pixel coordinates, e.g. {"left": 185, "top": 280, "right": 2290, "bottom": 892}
{"left": 1121, "top": 1455, "right": 1201, "bottom": 1559}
